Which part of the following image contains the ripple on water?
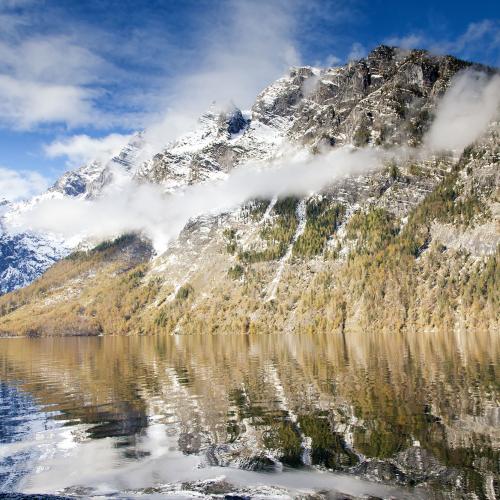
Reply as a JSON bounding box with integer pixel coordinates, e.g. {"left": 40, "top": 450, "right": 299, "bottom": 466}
{"left": 0, "top": 329, "right": 498, "bottom": 498}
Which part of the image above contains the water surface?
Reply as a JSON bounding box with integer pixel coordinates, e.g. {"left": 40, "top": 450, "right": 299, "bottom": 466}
{"left": 0, "top": 329, "right": 498, "bottom": 498}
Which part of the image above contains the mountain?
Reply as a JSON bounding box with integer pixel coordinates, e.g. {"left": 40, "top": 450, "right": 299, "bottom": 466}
{"left": 0, "top": 134, "right": 145, "bottom": 294}
{"left": 0, "top": 46, "right": 482, "bottom": 295}
{"left": 0, "top": 163, "right": 98, "bottom": 295}
{"left": 0, "top": 46, "right": 498, "bottom": 336}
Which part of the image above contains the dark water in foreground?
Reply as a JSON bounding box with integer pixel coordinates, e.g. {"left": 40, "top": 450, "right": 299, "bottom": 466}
{"left": 0, "top": 330, "right": 498, "bottom": 499}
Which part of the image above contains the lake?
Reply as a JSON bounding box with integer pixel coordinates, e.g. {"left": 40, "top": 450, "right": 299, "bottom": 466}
{"left": 0, "top": 329, "right": 498, "bottom": 499}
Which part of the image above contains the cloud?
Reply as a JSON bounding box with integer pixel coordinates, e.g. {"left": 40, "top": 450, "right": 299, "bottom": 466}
{"left": 385, "top": 20, "right": 500, "bottom": 65}
{"left": 347, "top": 42, "right": 366, "bottom": 61}
{"left": 9, "top": 61, "right": 500, "bottom": 253}
{"left": 0, "top": 0, "right": 351, "bottom": 143}
{"left": 313, "top": 53, "right": 341, "bottom": 68}
{"left": 44, "top": 134, "right": 133, "bottom": 167}
{"left": 0, "top": 36, "right": 109, "bottom": 87}
{"left": 11, "top": 147, "right": 383, "bottom": 252}
{"left": 197, "top": 0, "right": 300, "bottom": 108}
{"left": 384, "top": 34, "right": 425, "bottom": 50}
{"left": 0, "top": 0, "right": 305, "bottom": 136}
{"left": 0, "top": 166, "right": 49, "bottom": 202}
{"left": 0, "top": 9, "right": 116, "bottom": 129}
{"left": 142, "top": 0, "right": 301, "bottom": 154}
{"left": 0, "top": 5, "right": 165, "bottom": 130}
{"left": 0, "top": 75, "right": 100, "bottom": 129}
{"left": 445, "top": 20, "right": 500, "bottom": 56}
{"left": 323, "top": 54, "right": 342, "bottom": 67}
{"left": 424, "top": 69, "right": 500, "bottom": 152}
{"left": 302, "top": 74, "right": 321, "bottom": 98}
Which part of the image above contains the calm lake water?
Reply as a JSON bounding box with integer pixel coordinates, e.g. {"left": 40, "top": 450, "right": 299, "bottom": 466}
{"left": 0, "top": 330, "right": 498, "bottom": 499}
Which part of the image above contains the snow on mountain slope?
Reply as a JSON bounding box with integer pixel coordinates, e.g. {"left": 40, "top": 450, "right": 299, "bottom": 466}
{"left": 49, "top": 161, "right": 104, "bottom": 198}
{"left": 0, "top": 230, "right": 67, "bottom": 295}
{"left": 0, "top": 134, "right": 148, "bottom": 294}
{"left": 0, "top": 59, "right": 339, "bottom": 297}
{"left": 134, "top": 104, "right": 291, "bottom": 190}
{"left": 0, "top": 46, "right": 497, "bottom": 295}
{"left": 0, "top": 161, "right": 99, "bottom": 294}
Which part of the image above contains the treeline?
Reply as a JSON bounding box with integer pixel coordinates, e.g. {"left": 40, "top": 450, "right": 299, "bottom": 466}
{"left": 296, "top": 146, "right": 498, "bottom": 335}
{"left": 225, "top": 197, "right": 346, "bottom": 264}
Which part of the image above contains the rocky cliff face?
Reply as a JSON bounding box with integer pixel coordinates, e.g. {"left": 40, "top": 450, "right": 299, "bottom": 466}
{"left": 0, "top": 46, "right": 498, "bottom": 334}
{"left": 134, "top": 46, "right": 477, "bottom": 189}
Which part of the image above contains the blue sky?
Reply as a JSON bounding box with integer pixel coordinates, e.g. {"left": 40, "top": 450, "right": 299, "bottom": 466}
{"left": 0, "top": 0, "right": 498, "bottom": 201}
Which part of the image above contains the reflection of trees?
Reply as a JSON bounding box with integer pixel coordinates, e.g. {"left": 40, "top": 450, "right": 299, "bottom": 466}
{"left": 0, "top": 329, "right": 498, "bottom": 485}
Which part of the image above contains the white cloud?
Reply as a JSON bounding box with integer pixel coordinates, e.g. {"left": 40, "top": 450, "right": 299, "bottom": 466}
{"left": 0, "top": 10, "right": 115, "bottom": 129}
{"left": 323, "top": 54, "right": 342, "bottom": 67}
{"left": 0, "top": 75, "right": 99, "bottom": 129}
{"left": 0, "top": 166, "right": 49, "bottom": 202}
{"left": 0, "top": 0, "right": 306, "bottom": 136}
{"left": 11, "top": 147, "right": 384, "bottom": 252}
{"left": 424, "top": 69, "right": 500, "bottom": 152}
{"left": 385, "top": 34, "right": 425, "bottom": 50}
{"left": 347, "top": 42, "right": 366, "bottom": 61}
{"left": 142, "top": 0, "right": 301, "bottom": 155}
{"left": 446, "top": 20, "right": 500, "bottom": 55}
{"left": 0, "top": 11, "right": 142, "bottom": 129}
{"left": 44, "top": 134, "right": 133, "bottom": 167}
{"left": 0, "top": 36, "right": 109, "bottom": 86}
{"left": 385, "top": 20, "right": 500, "bottom": 64}
{"left": 313, "top": 53, "right": 341, "bottom": 68}
{"left": 302, "top": 74, "right": 321, "bottom": 98}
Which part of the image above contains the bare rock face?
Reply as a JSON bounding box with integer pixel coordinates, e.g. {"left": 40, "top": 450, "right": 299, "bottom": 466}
{"left": 134, "top": 46, "right": 484, "bottom": 192}
{"left": 225, "top": 108, "right": 250, "bottom": 135}
{"left": 288, "top": 47, "right": 473, "bottom": 149}
{"left": 251, "top": 66, "right": 315, "bottom": 124}
{"left": 49, "top": 161, "right": 104, "bottom": 197}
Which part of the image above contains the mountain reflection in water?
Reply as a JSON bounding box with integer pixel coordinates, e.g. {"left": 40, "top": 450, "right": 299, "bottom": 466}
{"left": 0, "top": 329, "right": 498, "bottom": 498}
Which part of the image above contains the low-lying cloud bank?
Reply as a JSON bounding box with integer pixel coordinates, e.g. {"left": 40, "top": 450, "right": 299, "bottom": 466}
{"left": 13, "top": 148, "right": 382, "bottom": 253}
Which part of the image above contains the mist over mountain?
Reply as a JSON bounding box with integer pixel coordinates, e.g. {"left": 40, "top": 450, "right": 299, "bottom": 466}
{"left": 0, "top": 45, "right": 498, "bottom": 337}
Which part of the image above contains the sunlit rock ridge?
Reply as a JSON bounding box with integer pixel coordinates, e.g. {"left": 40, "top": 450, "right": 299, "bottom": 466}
{"left": 0, "top": 46, "right": 498, "bottom": 338}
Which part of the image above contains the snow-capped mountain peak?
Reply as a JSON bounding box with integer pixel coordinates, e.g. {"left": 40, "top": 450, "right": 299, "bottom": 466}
{"left": 1, "top": 46, "right": 497, "bottom": 295}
